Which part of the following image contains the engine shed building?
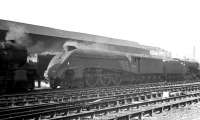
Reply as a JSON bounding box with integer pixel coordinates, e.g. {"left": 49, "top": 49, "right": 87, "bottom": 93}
{"left": 0, "top": 19, "right": 151, "bottom": 55}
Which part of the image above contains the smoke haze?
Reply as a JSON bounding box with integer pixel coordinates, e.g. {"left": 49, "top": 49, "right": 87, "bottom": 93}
{"left": 5, "top": 22, "right": 32, "bottom": 46}
{"left": 63, "top": 41, "right": 115, "bottom": 52}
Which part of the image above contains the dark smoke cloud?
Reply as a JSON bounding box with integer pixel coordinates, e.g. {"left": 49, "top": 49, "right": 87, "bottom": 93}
{"left": 5, "top": 22, "right": 64, "bottom": 54}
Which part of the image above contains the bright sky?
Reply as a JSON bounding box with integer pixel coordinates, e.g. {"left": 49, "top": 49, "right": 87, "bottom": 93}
{"left": 0, "top": 0, "right": 200, "bottom": 61}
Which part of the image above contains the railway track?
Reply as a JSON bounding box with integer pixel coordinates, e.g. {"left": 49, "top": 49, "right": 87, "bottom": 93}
{"left": 100, "top": 93, "right": 200, "bottom": 120}
{"left": 0, "top": 82, "right": 200, "bottom": 120}
{"left": 0, "top": 82, "right": 200, "bottom": 108}
{"left": 0, "top": 91, "right": 162, "bottom": 119}
{"left": 1, "top": 89, "right": 200, "bottom": 120}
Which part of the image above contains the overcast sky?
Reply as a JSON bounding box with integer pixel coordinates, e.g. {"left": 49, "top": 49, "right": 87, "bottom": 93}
{"left": 1, "top": 0, "right": 200, "bottom": 61}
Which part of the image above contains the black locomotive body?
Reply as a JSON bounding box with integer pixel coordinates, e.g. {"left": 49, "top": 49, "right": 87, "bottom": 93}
{"left": 46, "top": 47, "right": 199, "bottom": 89}
{"left": 47, "top": 49, "right": 130, "bottom": 88}
{"left": 0, "top": 40, "right": 37, "bottom": 93}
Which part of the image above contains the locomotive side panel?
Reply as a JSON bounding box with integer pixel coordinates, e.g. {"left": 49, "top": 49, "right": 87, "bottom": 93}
{"left": 68, "top": 50, "right": 132, "bottom": 88}
{"left": 68, "top": 56, "right": 130, "bottom": 75}
{"left": 130, "top": 56, "right": 139, "bottom": 73}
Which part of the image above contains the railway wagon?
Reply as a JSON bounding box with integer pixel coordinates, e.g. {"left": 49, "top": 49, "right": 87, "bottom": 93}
{"left": 184, "top": 61, "right": 200, "bottom": 80}
{"left": 164, "top": 60, "right": 186, "bottom": 82}
{"left": 130, "top": 56, "right": 164, "bottom": 83}
{"left": 185, "top": 61, "right": 199, "bottom": 73}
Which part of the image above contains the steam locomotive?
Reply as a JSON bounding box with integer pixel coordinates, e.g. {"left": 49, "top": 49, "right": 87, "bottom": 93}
{"left": 46, "top": 45, "right": 200, "bottom": 89}
{"left": 0, "top": 40, "right": 37, "bottom": 93}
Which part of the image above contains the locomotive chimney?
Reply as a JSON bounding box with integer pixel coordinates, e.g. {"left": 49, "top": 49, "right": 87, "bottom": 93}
{"left": 7, "top": 39, "right": 16, "bottom": 43}
{"left": 66, "top": 45, "right": 76, "bottom": 51}
{"left": 63, "top": 41, "right": 78, "bottom": 51}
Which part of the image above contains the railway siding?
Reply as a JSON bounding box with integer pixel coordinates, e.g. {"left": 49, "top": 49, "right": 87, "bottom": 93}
{"left": 0, "top": 82, "right": 199, "bottom": 108}
{"left": 105, "top": 96, "right": 199, "bottom": 120}
{"left": 0, "top": 90, "right": 199, "bottom": 120}
{"left": 53, "top": 92, "right": 200, "bottom": 120}
{"left": 0, "top": 82, "right": 200, "bottom": 120}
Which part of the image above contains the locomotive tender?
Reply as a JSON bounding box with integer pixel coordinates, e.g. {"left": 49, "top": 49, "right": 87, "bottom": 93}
{"left": 0, "top": 40, "right": 37, "bottom": 93}
{"left": 46, "top": 46, "right": 199, "bottom": 89}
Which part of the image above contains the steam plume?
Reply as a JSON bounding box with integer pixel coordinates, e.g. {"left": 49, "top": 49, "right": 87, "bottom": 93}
{"left": 63, "top": 41, "right": 114, "bottom": 52}
{"left": 63, "top": 41, "right": 79, "bottom": 51}
{"left": 5, "top": 22, "right": 32, "bottom": 46}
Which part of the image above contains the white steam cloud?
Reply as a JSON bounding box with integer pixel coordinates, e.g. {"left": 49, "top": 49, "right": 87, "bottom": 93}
{"left": 5, "top": 22, "right": 31, "bottom": 46}
{"left": 63, "top": 41, "right": 114, "bottom": 52}
{"left": 63, "top": 41, "right": 79, "bottom": 51}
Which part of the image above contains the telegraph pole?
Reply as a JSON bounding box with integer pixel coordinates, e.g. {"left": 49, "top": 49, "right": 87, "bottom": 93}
{"left": 193, "top": 45, "right": 196, "bottom": 60}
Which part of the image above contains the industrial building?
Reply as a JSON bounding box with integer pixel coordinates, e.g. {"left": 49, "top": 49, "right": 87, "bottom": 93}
{"left": 0, "top": 19, "right": 170, "bottom": 58}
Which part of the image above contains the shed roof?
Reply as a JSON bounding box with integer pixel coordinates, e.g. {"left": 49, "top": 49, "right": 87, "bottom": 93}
{"left": 0, "top": 19, "right": 146, "bottom": 49}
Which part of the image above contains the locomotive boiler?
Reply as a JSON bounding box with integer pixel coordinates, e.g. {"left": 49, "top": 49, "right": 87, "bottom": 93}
{"left": 46, "top": 46, "right": 200, "bottom": 89}
{"left": 0, "top": 40, "right": 37, "bottom": 93}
